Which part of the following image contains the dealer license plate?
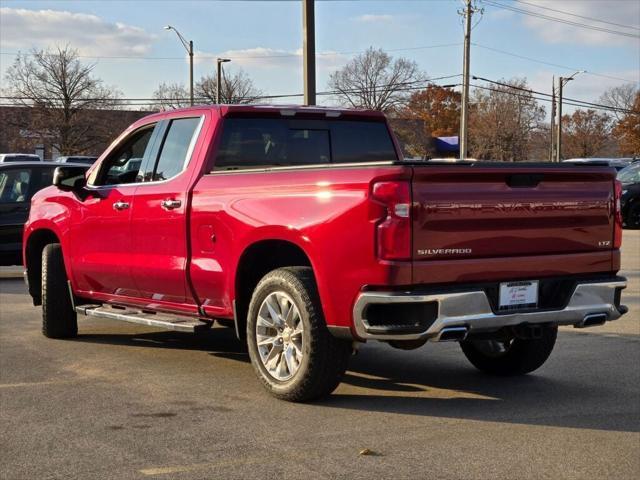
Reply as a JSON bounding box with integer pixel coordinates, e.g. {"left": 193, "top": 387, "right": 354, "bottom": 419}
{"left": 499, "top": 280, "right": 539, "bottom": 310}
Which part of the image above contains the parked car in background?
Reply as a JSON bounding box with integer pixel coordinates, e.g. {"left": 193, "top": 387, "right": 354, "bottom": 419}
{"left": 55, "top": 156, "right": 98, "bottom": 165}
{"left": 563, "top": 157, "right": 636, "bottom": 171}
{"left": 0, "top": 162, "right": 89, "bottom": 265}
{"left": 618, "top": 162, "right": 640, "bottom": 229}
{"left": 0, "top": 153, "right": 42, "bottom": 163}
{"left": 23, "top": 105, "right": 627, "bottom": 402}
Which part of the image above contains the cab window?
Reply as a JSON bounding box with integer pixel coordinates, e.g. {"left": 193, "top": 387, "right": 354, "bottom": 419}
{"left": 94, "top": 124, "right": 156, "bottom": 186}
{"left": 151, "top": 117, "right": 202, "bottom": 181}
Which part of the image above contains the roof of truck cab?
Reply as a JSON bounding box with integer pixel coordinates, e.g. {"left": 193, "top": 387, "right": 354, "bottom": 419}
{"left": 143, "top": 104, "right": 386, "bottom": 121}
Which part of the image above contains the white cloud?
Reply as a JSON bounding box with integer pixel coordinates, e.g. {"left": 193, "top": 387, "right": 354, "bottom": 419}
{"left": 195, "top": 47, "right": 348, "bottom": 71}
{"left": 0, "top": 7, "right": 157, "bottom": 56}
{"left": 514, "top": 0, "right": 640, "bottom": 47}
{"left": 355, "top": 14, "right": 394, "bottom": 24}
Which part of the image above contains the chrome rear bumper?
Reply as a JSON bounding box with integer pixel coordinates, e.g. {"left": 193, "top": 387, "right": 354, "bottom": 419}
{"left": 353, "top": 279, "right": 627, "bottom": 341}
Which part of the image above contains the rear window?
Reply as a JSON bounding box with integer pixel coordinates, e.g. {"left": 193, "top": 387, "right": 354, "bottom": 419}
{"left": 2, "top": 155, "right": 40, "bottom": 162}
{"left": 213, "top": 118, "right": 397, "bottom": 171}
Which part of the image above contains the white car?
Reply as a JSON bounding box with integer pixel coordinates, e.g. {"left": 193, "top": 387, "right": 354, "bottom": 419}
{"left": 0, "top": 153, "right": 42, "bottom": 163}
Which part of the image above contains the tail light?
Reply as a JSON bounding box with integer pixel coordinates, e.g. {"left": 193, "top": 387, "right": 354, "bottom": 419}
{"left": 371, "top": 181, "right": 411, "bottom": 260}
{"left": 614, "top": 180, "right": 623, "bottom": 249}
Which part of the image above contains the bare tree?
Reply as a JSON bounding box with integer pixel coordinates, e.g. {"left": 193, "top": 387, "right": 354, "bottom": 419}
{"left": 149, "top": 82, "right": 191, "bottom": 111}
{"left": 468, "top": 78, "right": 546, "bottom": 161}
{"left": 599, "top": 83, "right": 638, "bottom": 122}
{"left": 327, "top": 47, "right": 427, "bottom": 112}
{"left": 4, "top": 46, "right": 122, "bottom": 155}
{"left": 196, "top": 69, "right": 262, "bottom": 104}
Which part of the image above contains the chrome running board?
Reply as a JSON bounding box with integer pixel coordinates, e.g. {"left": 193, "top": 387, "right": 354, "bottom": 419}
{"left": 75, "top": 305, "right": 212, "bottom": 333}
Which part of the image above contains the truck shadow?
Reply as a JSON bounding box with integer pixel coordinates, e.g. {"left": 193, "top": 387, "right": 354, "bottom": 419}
{"left": 72, "top": 324, "right": 639, "bottom": 433}
{"left": 323, "top": 332, "right": 640, "bottom": 433}
{"left": 76, "top": 325, "right": 250, "bottom": 363}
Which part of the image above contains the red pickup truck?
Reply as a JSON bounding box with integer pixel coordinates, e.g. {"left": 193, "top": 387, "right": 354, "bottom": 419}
{"left": 23, "top": 105, "right": 627, "bottom": 402}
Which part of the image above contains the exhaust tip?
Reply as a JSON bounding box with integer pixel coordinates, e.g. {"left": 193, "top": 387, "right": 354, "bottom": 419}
{"left": 435, "top": 326, "right": 469, "bottom": 342}
{"left": 575, "top": 313, "right": 607, "bottom": 329}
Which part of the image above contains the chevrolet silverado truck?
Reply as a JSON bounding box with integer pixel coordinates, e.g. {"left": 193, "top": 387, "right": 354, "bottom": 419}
{"left": 23, "top": 105, "right": 628, "bottom": 402}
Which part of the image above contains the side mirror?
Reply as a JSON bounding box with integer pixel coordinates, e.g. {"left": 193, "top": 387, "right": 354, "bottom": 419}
{"left": 53, "top": 166, "right": 87, "bottom": 192}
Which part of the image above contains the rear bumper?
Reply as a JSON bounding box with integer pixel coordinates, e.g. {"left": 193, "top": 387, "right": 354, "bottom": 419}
{"left": 353, "top": 278, "right": 627, "bottom": 341}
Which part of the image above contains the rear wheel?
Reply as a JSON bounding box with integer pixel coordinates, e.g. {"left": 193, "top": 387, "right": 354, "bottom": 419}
{"left": 460, "top": 325, "right": 557, "bottom": 375}
{"left": 41, "top": 244, "right": 77, "bottom": 338}
{"left": 246, "top": 267, "right": 352, "bottom": 402}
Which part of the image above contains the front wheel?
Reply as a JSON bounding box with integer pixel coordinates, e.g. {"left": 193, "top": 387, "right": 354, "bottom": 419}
{"left": 41, "top": 243, "right": 77, "bottom": 338}
{"left": 460, "top": 325, "right": 557, "bottom": 375}
{"left": 246, "top": 267, "right": 352, "bottom": 402}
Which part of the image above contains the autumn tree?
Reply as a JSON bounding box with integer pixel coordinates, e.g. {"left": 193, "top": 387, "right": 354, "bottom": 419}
{"left": 328, "top": 48, "right": 426, "bottom": 112}
{"left": 390, "top": 85, "right": 461, "bottom": 157}
{"left": 4, "top": 46, "right": 122, "bottom": 155}
{"left": 613, "top": 91, "right": 640, "bottom": 156}
{"left": 196, "top": 68, "right": 262, "bottom": 104}
{"left": 468, "top": 78, "right": 545, "bottom": 161}
{"left": 561, "top": 109, "right": 612, "bottom": 158}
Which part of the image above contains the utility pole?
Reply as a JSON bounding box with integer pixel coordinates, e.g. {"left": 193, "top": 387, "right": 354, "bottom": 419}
{"left": 549, "top": 76, "right": 556, "bottom": 162}
{"left": 216, "top": 58, "right": 230, "bottom": 104}
{"left": 302, "top": 0, "right": 316, "bottom": 105}
{"left": 459, "top": 0, "right": 473, "bottom": 160}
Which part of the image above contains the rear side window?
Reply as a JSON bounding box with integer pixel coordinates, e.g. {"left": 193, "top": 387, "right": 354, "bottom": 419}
{"left": 153, "top": 117, "right": 202, "bottom": 181}
{"left": 214, "top": 118, "right": 397, "bottom": 171}
{"left": 0, "top": 169, "right": 31, "bottom": 203}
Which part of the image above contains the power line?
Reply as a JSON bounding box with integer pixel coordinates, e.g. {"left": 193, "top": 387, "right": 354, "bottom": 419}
{"left": 483, "top": 0, "right": 640, "bottom": 39}
{"left": 0, "top": 74, "right": 463, "bottom": 106}
{"left": 472, "top": 43, "right": 639, "bottom": 84}
{"left": 1, "top": 72, "right": 634, "bottom": 115}
{"left": 472, "top": 75, "right": 639, "bottom": 114}
{"left": 513, "top": 0, "right": 640, "bottom": 31}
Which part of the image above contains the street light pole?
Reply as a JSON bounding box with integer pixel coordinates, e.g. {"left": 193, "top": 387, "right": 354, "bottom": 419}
{"left": 189, "top": 40, "right": 194, "bottom": 106}
{"left": 549, "top": 76, "right": 556, "bottom": 162}
{"left": 216, "top": 58, "right": 231, "bottom": 104}
{"left": 556, "top": 70, "right": 584, "bottom": 162}
{"left": 164, "top": 25, "right": 194, "bottom": 106}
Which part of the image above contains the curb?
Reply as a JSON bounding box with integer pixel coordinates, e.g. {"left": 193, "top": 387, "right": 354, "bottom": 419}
{"left": 0, "top": 266, "right": 24, "bottom": 279}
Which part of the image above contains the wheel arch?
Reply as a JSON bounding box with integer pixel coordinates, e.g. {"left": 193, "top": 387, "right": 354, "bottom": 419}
{"left": 24, "top": 228, "right": 62, "bottom": 305}
{"left": 233, "top": 239, "right": 315, "bottom": 341}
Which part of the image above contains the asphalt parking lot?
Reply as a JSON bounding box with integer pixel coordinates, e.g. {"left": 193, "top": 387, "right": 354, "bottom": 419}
{"left": 1, "top": 232, "right": 639, "bottom": 480}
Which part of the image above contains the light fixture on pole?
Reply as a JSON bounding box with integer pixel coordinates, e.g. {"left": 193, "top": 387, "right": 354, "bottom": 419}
{"left": 164, "top": 25, "right": 194, "bottom": 106}
{"left": 216, "top": 58, "right": 231, "bottom": 104}
{"left": 556, "top": 70, "right": 585, "bottom": 162}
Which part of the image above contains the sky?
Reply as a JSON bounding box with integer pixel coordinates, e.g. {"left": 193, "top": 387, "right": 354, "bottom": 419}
{"left": 0, "top": 0, "right": 638, "bottom": 113}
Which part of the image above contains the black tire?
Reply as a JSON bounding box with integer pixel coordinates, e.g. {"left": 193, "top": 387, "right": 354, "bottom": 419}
{"left": 625, "top": 202, "right": 640, "bottom": 229}
{"left": 246, "top": 267, "right": 352, "bottom": 402}
{"left": 41, "top": 243, "right": 77, "bottom": 338}
{"left": 460, "top": 325, "right": 557, "bottom": 375}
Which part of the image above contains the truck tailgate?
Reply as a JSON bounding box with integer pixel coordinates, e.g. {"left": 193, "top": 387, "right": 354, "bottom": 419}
{"left": 412, "top": 165, "right": 617, "bottom": 262}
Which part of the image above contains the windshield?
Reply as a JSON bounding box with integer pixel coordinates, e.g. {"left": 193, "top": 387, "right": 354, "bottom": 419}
{"left": 617, "top": 163, "right": 640, "bottom": 183}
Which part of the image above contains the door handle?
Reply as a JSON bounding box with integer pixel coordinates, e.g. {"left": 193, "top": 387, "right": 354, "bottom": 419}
{"left": 161, "top": 199, "right": 182, "bottom": 210}
{"left": 113, "top": 200, "right": 130, "bottom": 211}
